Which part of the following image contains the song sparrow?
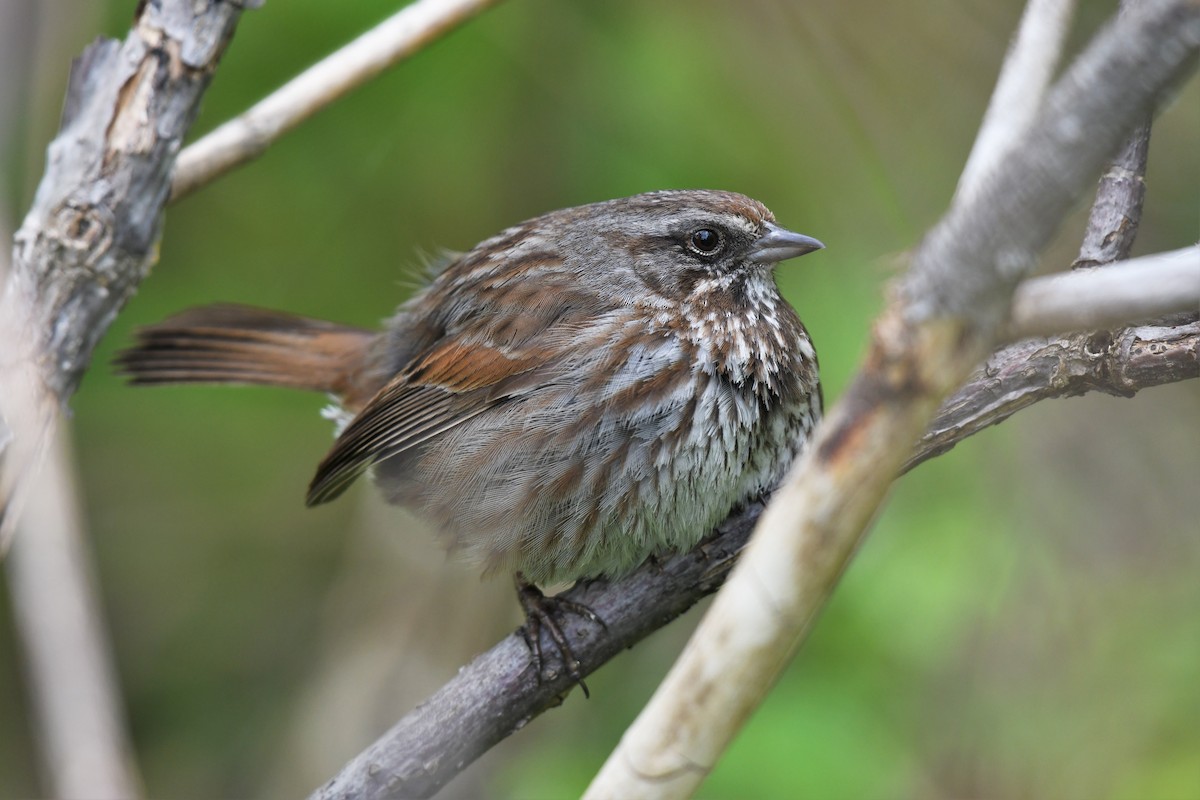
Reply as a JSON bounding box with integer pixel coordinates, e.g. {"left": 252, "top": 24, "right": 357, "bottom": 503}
{"left": 117, "top": 189, "right": 824, "bottom": 684}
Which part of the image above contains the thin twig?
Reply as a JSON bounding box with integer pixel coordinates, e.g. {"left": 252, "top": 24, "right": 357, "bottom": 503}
{"left": 170, "top": 0, "right": 506, "bottom": 202}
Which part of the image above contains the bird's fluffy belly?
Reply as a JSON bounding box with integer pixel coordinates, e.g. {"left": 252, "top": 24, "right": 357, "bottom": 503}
{"left": 370, "top": 367, "right": 810, "bottom": 585}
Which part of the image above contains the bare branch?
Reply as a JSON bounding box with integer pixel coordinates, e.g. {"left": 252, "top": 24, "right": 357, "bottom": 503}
{"left": 956, "top": 0, "right": 1077, "bottom": 203}
{"left": 1006, "top": 247, "right": 1200, "bottom": 339}
{"left": 913, "top": 318, "right": 1198, "bottom": 472}
{"left": 1073, "top": 0, "right": 1154, "bottom": 270}
{"left": 309, "top": 317, "right": 1197, "bottom": 800}
{"left": 6, "top": 425, "right": 143, "bottom": 799}
{"left": 586, "top": 2, "right": 1200, "bottom": 797}
{"left": 1072, "top": 121, "right": 1152, "bottom": 268}
{"left": 0, "top": 0, "right": 244, "bottom": 544}
{"left": 170, "top": 0, "right": 505, "bottom": 202}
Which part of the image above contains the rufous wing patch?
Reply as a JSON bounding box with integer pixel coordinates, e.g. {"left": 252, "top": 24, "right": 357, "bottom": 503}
{"left": 306, "top": 338, "right": 549, "bottom": 506}
{"left": 405, "top": 339, "right": 542, "bottom": 392}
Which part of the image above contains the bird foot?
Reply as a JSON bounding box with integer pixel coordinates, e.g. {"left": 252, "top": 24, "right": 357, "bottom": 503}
{"left": 515, "top": 575, "right": 605, "bottom": 699}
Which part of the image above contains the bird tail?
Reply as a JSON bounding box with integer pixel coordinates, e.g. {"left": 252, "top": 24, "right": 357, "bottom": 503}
{"left": 115, "top": 304, "right": 377, "bottom": 401}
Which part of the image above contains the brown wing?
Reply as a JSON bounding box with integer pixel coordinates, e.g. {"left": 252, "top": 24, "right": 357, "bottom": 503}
{"left": 304, "top": 338, "right": 547, "bottom": 505}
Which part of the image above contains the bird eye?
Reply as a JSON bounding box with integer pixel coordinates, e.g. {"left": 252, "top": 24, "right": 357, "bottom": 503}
{"left": 686, "top": 227, "right": 723, "bottom": 256}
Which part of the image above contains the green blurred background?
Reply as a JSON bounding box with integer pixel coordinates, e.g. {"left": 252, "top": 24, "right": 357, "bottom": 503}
{"left": 2, "top": 1, "right": 1197, "bottom": 797}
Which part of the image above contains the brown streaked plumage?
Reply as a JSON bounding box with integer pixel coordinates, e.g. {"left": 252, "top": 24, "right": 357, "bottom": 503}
{"left": 117, "top": 189, "right": 825, "bottom": 682}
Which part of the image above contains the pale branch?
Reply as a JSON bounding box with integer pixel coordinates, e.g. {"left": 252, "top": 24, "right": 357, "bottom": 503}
{"left": 955, "top": 0, "right": 1076, "bottom": 204}
{"left": 310, "top": 316, "right": 1198, "bottom": 800}
{"left": 1006, "top": 246, "right": 1199, "bottom": 339}
{"left": 938, "top": 12, "right": 1174, "bottom": 473}
{"left": 0, "top": 0, "right": 245, "bottom": 546}
{"left": 586, "top": 1, "right": 1200, "bottom": 797}
{"left": 0, "top": 3, "right": 246, "bottom": 792}
{"left": 5, "top": 425, "right": 143, "bottom": 800}
{"left": 170, "top": 0, "right": 506, "bottom": 202}
{"left": 3, "top": 103, "right": 139, "bottom": 795}
{"left": 904, "top": 3, "right": 1198, "bottom": 331}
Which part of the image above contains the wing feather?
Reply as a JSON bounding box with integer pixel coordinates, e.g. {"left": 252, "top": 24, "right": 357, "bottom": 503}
{"left": 305, "top": 257, "right": 616, "bottom": 505}
{"left": 305, "top": 340, "right": 545, "bottom": 505}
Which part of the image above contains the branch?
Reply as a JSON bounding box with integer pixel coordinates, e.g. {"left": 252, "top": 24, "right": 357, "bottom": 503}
{"left": 913, "top": 317, "right": 1198, "bottom": 472}
{"left": 10, "top": 2, "right": 244, "bottom": 397}
{"left": 309, "top": 3, "right": 1200, "bottom": 795}
{"left": 1072, "top": 120, "right": 1152, "bottom": 268}
{"left": 6, "top": 424, "right": 143, "bottom": 799}
{"left": 311, "top": 313, "right": 1197, "bottom": 800}
{"left": 1073, "top": 0, "right": 1154, "bottom": 270}
{"left": 0, "top": 1, "right": 244, "bottom": 546}
{"left": 1006, "top": 246, "right": 1199, "bottom": 339}
{"left": 955, "top": 0, "right": 1076, "bottom": 203}
{"left": 585, "top": 1, "right": 1200, "bottom": 797}
{"left": 0, "top": 2, "right": 246, "bottom": 794}
{"left": 919, "top": 67, "right": 1176, "bottom": 473}
{"left": 170, "top": 0, "right": 505, "bottom": 202}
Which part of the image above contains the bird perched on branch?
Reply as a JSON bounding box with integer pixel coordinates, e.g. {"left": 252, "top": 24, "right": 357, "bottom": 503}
{"left": 117, "top": 189, "right": 825, "bottom": 690}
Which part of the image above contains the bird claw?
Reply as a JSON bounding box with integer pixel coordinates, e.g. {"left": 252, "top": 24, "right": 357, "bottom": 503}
{"left": 515, "top": 575, "right": 605, "bottom": 699}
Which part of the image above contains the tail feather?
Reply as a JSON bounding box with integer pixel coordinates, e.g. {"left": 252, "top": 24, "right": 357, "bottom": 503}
{"left": 115, "top": 304, "right": 378, "bottom": 403}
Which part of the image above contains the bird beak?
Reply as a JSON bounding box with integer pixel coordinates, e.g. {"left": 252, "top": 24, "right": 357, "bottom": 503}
{"left": 748, "top": 221, "right": 825, "bottom": 264}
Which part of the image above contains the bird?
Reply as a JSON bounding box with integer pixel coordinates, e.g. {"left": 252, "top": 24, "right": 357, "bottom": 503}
{"left": 116, "top": 189, "right": 825, "bottom": 688}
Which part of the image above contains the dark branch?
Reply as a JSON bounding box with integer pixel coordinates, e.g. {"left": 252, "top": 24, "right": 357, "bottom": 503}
{"left": 1073, "top": 0, "right": 1153, "bottom": 270}
{"left": 910, "top": 318, "right": 1198, "bottom": 472}
{"left": 1072, "top": 121, "right": 1152, "bottom": 269}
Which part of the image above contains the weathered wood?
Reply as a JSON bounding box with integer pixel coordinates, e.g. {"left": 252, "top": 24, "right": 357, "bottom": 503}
{"left": 1073, "top": 123, "right": 1152, "bottom": 269}
{"left": 11, "top": 0, "right": 243, "bottom": 399}
{"left": 0, "top": 0, "right": 246, "bottom": 545}
{"left": 913, "top": 319, "right": 1199, "bottom": 471}
{"left": 0, "top": 2, "right": 248, "bottom": 794}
